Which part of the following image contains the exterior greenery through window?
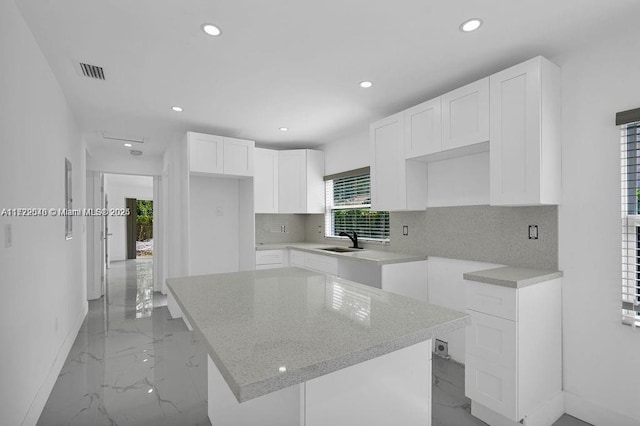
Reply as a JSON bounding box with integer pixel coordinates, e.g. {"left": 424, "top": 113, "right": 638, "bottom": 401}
{"left": 324, "top": 171, "right": 389, "bottom": 242}
{"left": 621, "top": 120, "right": 640, "bottom": 327}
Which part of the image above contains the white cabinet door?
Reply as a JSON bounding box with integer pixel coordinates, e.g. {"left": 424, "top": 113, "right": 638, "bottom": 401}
{"left": 441, "top": 77, "right": 489, "bottom": 151}
{"left": 404, "top": 98, "right": 441, "bottom": 158}
{"left": 465, "top": 353, "right": 517, "bottom": 421}
{"left": 370, "top": 112, "right": 406, "bottom": 211}
{"left": 254, "top": 148, "right": 279, "bottom": 213}
{"left": 223, "top": 137, "right": 254, "bottom": 177}
{"left": 278, "top": 150, "right": 307, "bottom": 213}
{"left": 489, "top": 56, "right": 561, "bottom": 206}
{"left": 304, "top": 150, "right": 325, "bottom": 214}
{"left": 189, "top": 132, "right": 223, "bottom": 174}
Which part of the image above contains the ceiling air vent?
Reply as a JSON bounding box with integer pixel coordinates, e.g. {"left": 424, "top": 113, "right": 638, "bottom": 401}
{"left": 79, "top": 62, "right": 105, "bottom": 80}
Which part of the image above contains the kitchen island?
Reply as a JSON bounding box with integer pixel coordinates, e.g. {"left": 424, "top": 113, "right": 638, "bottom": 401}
{"left": 167, "top": 267, "right": 469, "bottom": 426}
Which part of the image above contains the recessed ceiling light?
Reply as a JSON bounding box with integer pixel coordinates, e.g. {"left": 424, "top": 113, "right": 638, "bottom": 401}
{"left": 171, "top": 106, "right": 183, "bottom": 112}
{"left": 202, "top": 23, "right": 221, "bottom": 36}
{"left": 359, "top": 81, "right": 373, "bottom": 88}
{"left": 279, "top": 127, "right": 289, "bottom": 132}
{"left": 460, "top": 18, "right": 482, "bottom": 32}
{"left": 123, "top": 143, "right": 133, "bottom": 148}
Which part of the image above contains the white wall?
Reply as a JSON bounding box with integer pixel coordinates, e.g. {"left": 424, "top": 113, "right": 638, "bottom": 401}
{"left": 87, "top": 148, "right": 162, "bottom": 176}
{"left": 103, "top": 174, "right": 153, "bottom": 262}
{"left": 554, "top": 29, "right": 640, "bottom": 425}
{"left": 320, "top": 129, "right": 369, "bottom": 176}
{"left": 163, "top": 137, "right": 189, "bottom": 282}
{"left": 0, "top": 2, "right": 87, "bottom": 424}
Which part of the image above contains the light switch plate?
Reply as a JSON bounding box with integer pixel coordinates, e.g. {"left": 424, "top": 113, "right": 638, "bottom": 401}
{"left": 4, "top": 224, "right": 12, "bottom": 248}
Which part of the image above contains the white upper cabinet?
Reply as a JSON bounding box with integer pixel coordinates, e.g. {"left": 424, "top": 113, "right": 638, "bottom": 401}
{"left": 223, "top": 137, "right": 254, "bottom": 177}
{"left": 254, "top": 148, "right": 279, "bottom": 213}
{"left": 370, "top": 112, "right": 406, "bottom": 211}
{"left": 489, "top": 56, "right": 561, "bottom": 206}
{"left": 278, "top": 149, "right": 324, "bottom": 214}
{"left": 189, "top": 132, "right": 223, "bottom": 174}
{"left": 441, "top": 77, "right": 489, "bottom": 151}
{"left": 404, "top": 97, "right": 442, "bottom": 158}
{"left": 187, "top": 132, "right": 255, "bottom": 177}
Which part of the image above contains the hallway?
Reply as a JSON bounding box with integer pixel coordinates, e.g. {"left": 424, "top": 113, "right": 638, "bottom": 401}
{"left": 38, "top": 259, "right": 210, "bottom": 425}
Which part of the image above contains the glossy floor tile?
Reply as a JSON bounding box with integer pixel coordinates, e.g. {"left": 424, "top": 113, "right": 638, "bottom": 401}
{"left": 38, "top": 259, "right": 210, "bottom": 426}
{"left": 38, "top": 259, "right": 591, "bottom": 426}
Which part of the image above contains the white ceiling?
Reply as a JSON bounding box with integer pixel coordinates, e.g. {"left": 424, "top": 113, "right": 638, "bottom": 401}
{"left": 15, "top": 0, "right": 640, "bottom": 160}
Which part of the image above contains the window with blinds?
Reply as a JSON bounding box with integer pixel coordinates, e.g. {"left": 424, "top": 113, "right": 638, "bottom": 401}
{"left": 621, "top": 119, "right": 640, "bottom": 327}
{"left": 324, "top": 168, "right": 390, "bottom": 242}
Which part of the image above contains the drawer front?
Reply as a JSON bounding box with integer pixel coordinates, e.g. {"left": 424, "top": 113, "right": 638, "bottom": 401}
{"left": 289, "top": 250, "right": 306, "bottom": 267}
{"left": 305, "top": 252, "right": 339, "bottom": 275}
{"left": 465, "top": 311, "right": 516, "bottom": 368}
{"left": 256, "top": 263, "right": 283, "bottom": 270}
{"left": 255, "top": 250, "right": 284, "bottom": 265}
{"left": 465, "top": 281, "right": 517, "bottom": 320}
{"left": 465, "top": 353, "right": 518, "bottom": 421}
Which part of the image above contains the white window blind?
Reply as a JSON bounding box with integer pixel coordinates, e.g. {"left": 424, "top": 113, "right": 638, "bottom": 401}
{"left": 324, "top": 170, "right": 389, "bottom": 242}
{"left": 621, "top": 120, "right": 640, "bottom": 327}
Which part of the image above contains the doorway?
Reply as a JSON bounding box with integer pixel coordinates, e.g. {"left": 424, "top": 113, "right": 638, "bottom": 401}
{"left": 126, "top": 198, "right": 154, "bottom": 259}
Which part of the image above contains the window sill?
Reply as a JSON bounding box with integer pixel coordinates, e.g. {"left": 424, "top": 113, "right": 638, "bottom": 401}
{"left": 324, "top": 235, "right": 390, "bottom": 245}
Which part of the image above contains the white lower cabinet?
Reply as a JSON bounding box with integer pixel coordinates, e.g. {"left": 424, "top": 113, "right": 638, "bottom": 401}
{"left": 464, "top": 279, "right": 562, "bottom": 426}
{"left": 289, "top": 249, "right": 428, "bottom": 301}
{"left": 289, "top": 249, "right": 338, "bottom": 275}
{"left": 255, "top": 250, "right": 286, "bottom": 270}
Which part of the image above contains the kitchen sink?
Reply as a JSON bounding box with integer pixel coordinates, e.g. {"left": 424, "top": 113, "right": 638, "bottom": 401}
{"left": 319, "top": 247, "right": 363, "bottom": 253}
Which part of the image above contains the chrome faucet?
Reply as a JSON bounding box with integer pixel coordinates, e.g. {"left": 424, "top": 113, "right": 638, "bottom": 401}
{"left": 339, "top": 231, "right": 361, "bottom": 249}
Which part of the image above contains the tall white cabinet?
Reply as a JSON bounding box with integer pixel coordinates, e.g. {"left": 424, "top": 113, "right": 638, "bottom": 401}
{"left": 254, "top": 148, "right": 279, "bottom": 213}
{"left": 489, "top": 56, "right": 561, "bottom": 206}
{"left": 370, "top": 112, "right": 408, "bottom": 211}
{"left": 168, "top": 132, "right": 256, "bottom": 277}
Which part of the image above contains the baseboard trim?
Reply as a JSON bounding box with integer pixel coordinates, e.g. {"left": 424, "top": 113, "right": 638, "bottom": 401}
{"left": 565, "top": 391, "right": 639, "bottom": 426}
{"left": 21, "top": 303, "right": 88, "bottom": 426}
{"left": 471, "top": 391, "right": 564, "bottom": 426}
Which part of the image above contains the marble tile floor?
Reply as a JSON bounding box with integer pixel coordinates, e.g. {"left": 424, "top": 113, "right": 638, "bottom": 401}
{"left": 38, "top": 259, "right": 592, "bottom": 426}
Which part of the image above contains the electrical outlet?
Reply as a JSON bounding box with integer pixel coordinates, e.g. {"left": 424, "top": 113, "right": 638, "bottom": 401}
{"left": 4, "top": 224, "right": 12, "bottom": 248}
{"left": 216, "top": 206, "right": 223, "bottom": 216}
{"left": 528, "top": 225, "right": 539, "bottom": 240}
{"left": 403, "top": 225, "right": 409, "bottom": 236}
{"left": 317, "top": 225, "right": 322, "bottom": 234}
{"left": 434, "top": 339, "right": 449, "bottom": 359}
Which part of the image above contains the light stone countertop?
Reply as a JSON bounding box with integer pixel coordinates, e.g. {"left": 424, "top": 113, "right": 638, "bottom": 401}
{"left": 256, "top": 242, "right": 427, "bottom": 265}
{"left": 463, "top": 266, "right": 563, "bottom": 289}
{"left": 167, "top": 267, "right": 469, "bottom": 403}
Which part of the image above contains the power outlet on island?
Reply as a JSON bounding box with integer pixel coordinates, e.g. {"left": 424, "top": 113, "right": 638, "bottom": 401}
{"left": 528, "top": 225, "right": 539, "bottom": 240}
{"left": 434, "top": 339, "right": 449, "bottom": 359}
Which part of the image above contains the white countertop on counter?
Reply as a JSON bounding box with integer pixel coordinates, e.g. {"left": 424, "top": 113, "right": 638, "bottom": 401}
{"left": 167, "top": 267, "right": 468, "bottom": 403}
{"left": 463, "top": 266, "right": 563, "bottom": 289}
{"left": 256, "top": 242, "right": 427, "bottom": 265}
